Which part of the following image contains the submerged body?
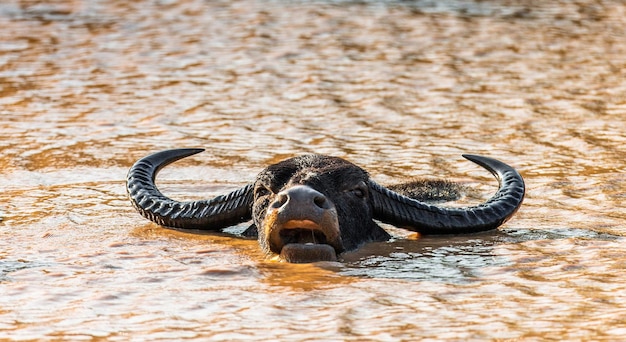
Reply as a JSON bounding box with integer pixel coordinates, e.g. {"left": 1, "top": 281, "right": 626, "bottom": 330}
{"left": 126, "top": 149, "right": 525, "bottom": 263}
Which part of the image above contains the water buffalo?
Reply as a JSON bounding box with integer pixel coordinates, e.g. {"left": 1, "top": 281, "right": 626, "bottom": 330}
{"left": 126, "top": 149, "right": 525, "bottom": 263}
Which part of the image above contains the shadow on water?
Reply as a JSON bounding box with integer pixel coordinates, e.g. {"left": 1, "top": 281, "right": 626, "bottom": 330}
{"left": 0, "top": 259, "right": 52, "bottom": 283}
{"left": 333, "top": 228, "right": 622, "bottom": 282}
{"left": 132, "top": 223, "right": 623, "bottom": 285}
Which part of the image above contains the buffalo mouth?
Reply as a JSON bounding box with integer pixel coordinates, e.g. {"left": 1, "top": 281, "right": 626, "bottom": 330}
{"left": 270, "top": 219, "right": 343, "bottom": 263}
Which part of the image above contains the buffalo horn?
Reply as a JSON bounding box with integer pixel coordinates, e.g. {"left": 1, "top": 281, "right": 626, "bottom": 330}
{"left": 126, "top": 148, "right": 253, "bottom": 229}
{"left": 370, "top": 154, "right": 525, "bottom": 234}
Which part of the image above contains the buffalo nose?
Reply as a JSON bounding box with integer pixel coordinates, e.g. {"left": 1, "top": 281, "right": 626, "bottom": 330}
{"left": 271, "top": 185, "right": 330, "bottom": 211}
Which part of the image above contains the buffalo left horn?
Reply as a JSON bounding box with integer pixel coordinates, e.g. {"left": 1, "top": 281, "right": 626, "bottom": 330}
{"left": 126, "top": 148, "right": 254, "bottom": 229}
{"left": 369, "top": 154, "right": 525, "bottom": 234}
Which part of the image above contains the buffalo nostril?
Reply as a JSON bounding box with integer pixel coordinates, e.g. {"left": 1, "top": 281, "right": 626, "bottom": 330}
{"left": 313, "top": 195, "right": 327, "bottom": 209}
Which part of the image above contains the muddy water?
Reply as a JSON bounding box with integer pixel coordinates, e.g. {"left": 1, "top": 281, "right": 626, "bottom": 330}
{"left": 1, "top": 0, "right": 625, "bottom": 340}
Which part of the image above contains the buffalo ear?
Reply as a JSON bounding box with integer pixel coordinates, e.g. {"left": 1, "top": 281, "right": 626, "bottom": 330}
{"left": 385, "top": 179, "right": 464, "bottom": 203}
{"left": 242, "top": 224, "right": 258, "bottom": 238}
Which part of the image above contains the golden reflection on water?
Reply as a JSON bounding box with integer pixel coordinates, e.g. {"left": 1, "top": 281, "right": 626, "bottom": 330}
{"left": 1, "top": 0, "right": 626, "bottom": 340}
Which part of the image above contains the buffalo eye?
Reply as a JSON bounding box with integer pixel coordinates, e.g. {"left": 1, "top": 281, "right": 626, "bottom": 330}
{"left": 353, "top": 189, "right": 364, "bottom": 198}
{"left": 254, "top": 185, "right": 272, "bottom": 198}
{"left": 349, "top": 182, "right": 368, "bottom": 199}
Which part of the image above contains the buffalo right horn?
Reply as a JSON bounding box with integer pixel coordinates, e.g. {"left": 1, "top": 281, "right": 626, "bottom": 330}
{"left": 370, "top": 154, "right": 525, "bottom": 234}
{"left": 126, "top": 148, "right": 254, "bottom": 229}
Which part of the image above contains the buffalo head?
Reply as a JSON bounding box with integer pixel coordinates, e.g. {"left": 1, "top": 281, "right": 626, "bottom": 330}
{"left": 126, "top": 149, "right": 525, "bottom": 263}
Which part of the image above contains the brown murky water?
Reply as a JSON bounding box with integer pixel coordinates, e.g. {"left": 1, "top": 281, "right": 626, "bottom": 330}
{"left": 1, "top": 0, "right": 625, "bottom": 340}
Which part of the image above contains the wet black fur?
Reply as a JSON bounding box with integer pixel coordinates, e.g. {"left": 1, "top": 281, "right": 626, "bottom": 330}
{"left": 244, "top": 154, "right": 464, "bottom": 252}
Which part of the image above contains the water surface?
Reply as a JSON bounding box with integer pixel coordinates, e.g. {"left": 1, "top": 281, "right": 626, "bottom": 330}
{"left": 1, "top": 0, "right": 625, "bottom": 340}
